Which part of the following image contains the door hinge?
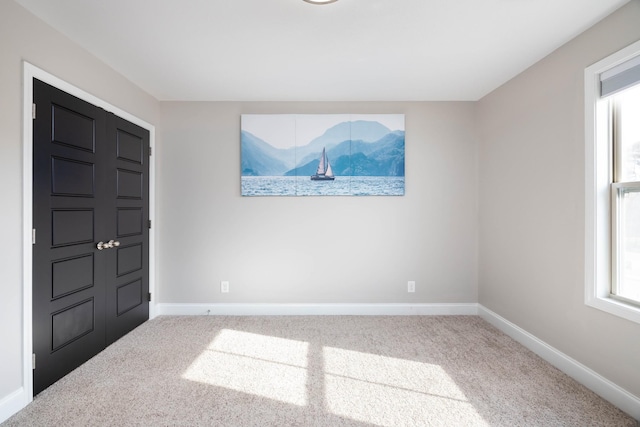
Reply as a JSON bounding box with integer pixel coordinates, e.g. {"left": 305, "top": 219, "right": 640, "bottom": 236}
{"left": 32, "top": 103, "right": 36, "bottom": 120}
{"left": 147, "top": 292, "right": 152, "bottom": 302}
{"left": 32, "top": 353, "right": 36, "bottom": 370}
{"left": 32, "top": 229, "right": 36, "bottom": 245}
{"left": 148, "top": 220, "right": 152, "bottom": 229}
{"left": 149, "top": 146, "right": 152, "bottom": 156}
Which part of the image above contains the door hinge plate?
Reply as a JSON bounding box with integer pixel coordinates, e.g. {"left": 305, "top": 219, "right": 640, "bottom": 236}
{"left": 149, "top": 146, "right": 152, "bottom": 156}
{"left": 148, "top": 220, "right": 152, "bottom": 229}
{"left": 147, "top": 292, "right": 152, "bottom": 302}
{"left": 32, "top": 103, "right": 36, "bottom": 120}
{"left": 32, "top": 229, "right": 36, "bottom": 245}
{"left": 32, "top": 353, "right": 36, "bottom": 370}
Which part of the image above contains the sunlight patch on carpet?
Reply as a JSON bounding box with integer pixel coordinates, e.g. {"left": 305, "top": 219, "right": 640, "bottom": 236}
{"left": 182, "top": 329, "right": 309, "bottom": 406}
{"left": 323, "top": 347, "right": 487, "bottom": 426}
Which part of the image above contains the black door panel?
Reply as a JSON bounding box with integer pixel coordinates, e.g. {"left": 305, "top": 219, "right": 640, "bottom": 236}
{"left": 33, "top": 79, "right": 149, "bottom": 395}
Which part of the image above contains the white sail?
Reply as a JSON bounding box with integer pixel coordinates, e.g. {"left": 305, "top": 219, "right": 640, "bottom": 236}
{"left": 325, "top": 158, "right": 334, "bottom": 177}
{"left": 316, "top": 148, "right": 326, "bottom": 175}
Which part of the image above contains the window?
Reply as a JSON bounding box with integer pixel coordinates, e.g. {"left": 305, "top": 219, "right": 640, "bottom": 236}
{"left": 585, "top": 40, "right": 640, "bottom": 324}
{"left": 611, "top": 86, "right": 640, "bottom": 305}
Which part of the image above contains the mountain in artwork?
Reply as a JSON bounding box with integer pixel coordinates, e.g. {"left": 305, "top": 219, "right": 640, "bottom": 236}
{"left": 284, "top": 131, "right": 405, "bottom": 177}
{"left": 240, "top": 131, "right": 294, "bottom": 176}
{"left": 295, "top": 120, "right": 393, "bottom": 161}
{"left": 241, "top": 120, "right": 404, "bottom": 177}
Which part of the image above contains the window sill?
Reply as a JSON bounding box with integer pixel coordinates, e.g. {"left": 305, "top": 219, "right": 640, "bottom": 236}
{"left": 586, "top": 293, "right": 640, "bottom": 324}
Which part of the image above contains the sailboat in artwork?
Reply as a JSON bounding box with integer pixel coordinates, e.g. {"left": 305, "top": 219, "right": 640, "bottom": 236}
{"left": 311, "top": 147, "right": 335, "bottom": 181}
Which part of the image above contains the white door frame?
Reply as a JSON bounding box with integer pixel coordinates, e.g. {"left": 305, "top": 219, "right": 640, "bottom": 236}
{"left": 22, "top": 62, "right": 157, "bottom": 403}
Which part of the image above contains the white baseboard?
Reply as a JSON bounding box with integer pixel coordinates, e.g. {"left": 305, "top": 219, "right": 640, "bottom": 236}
{"left": 479, "top": 305, "right": 640, "bottom": 421}
{"left": 156, "top": 302, "right": 479, "bottom": 316}
{"left": 0, "top": 388, "right": 28, "bottom": 424}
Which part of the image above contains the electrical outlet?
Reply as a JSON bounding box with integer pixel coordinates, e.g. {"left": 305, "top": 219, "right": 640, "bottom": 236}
{"left": 221, "top": 281, "right": 229, "bottom": 293}
{"left": 408, "top": 281, "right": 416, "bottom": 293}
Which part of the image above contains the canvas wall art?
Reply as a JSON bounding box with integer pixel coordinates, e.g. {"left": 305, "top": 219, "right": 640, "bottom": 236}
{"left": 241, "top": 114, "right": 405, "bottom": 196}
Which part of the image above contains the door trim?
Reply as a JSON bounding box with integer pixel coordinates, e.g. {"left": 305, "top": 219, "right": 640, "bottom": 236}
{"left": 22, "top": 61, "right": 156, "bottom": 403}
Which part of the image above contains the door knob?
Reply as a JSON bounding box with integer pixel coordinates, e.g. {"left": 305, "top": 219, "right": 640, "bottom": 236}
{"left": 97, "top": 240, "right": 120, "bottom": 250}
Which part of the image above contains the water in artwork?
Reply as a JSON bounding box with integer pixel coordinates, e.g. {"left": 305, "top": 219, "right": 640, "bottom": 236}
{"left": 241, "top": 176, "right": 405, "bottom": 197}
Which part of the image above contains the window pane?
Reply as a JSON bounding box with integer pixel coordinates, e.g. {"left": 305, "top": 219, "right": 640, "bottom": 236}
{"left": 617, "top": 188, "right": 640, "bottom": 302}
{"left": 616, "top": 84, "right": 640, "bottom": 182}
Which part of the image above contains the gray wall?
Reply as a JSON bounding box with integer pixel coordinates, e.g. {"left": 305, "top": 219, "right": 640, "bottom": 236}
{"left": 0, "top": 1, "right": 160, "bottom": 400}
{"left": 158, "top": 102, "right": 478, "bottom": 304}
{"left": 478, "top": 1, "right": 640, "bottom": 397}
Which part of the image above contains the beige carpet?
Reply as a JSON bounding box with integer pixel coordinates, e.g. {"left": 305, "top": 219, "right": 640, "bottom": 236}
{"left": 3, "top": 316, "right": 636, "bottom": 426}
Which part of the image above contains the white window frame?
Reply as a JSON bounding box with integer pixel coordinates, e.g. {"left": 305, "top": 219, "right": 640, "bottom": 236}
{"left": 585, "top": 39, "right": 640, "bottom": 324}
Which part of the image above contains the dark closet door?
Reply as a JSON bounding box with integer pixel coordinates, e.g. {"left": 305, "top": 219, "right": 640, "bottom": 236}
{"left": 32, "top": 79, "right": 149, "bottom": 395}
{"left": 104, "top": 113, "right": 150, "bottom": 345}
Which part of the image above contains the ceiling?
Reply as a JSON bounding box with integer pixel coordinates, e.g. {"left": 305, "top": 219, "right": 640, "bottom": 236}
{"left": 15, "top": 0, "right": 630, "bottom": 101}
